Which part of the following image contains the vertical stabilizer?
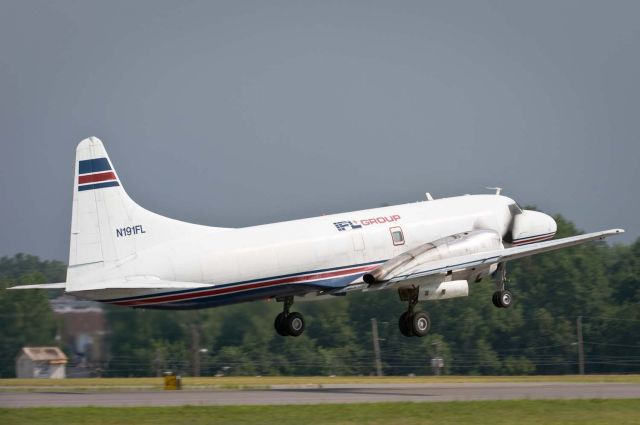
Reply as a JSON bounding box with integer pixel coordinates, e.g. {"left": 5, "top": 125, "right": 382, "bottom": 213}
{"left": 69, "top": 137, "right": 134, "bottom": 267}
{"left": 67, "top": 137, "right": 228, "bottom": 290}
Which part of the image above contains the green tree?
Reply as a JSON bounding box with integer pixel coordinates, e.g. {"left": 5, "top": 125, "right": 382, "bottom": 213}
{"left": 0, "top": 254, "right": 65, "bottom": 377}
{"left": 2, "top": 220, "right": 638, "bottom": 377}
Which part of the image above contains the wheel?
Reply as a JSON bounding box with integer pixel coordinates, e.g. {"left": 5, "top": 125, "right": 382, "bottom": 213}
{"left": 492, "top": 291, "right": 501, "bottom": 308}
{"left": 411, "top": 311, "right": 431, "bottom": 337}
{"left": 497, "top": 290, "right": 513, "bottom": 308}
{"left": 274, "top": 312, "right": 289, "bottom": 336}
{"left": 285, "top": 312, "right": 305, "bottom": 337}
{"left": 398, "top": 312, "right": 413, "bottom": 337}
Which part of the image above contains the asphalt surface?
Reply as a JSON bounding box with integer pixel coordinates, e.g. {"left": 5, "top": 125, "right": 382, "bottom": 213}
{"left": 1, "top": 383, "right": 639, "bottom": 408}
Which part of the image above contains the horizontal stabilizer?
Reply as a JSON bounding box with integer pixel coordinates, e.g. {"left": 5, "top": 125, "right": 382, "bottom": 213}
{"left": 9, "top": 283, "right": 66, "bottom": 290}
{"left": 66, "top": 276, "right": 213, "bottom": 292}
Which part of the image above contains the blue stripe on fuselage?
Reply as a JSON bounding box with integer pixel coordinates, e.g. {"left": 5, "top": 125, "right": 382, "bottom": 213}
{"left": 137, "top": 283, "right": 328, "bottom": 310}
{"left": 101, "top": 260, "right": 386, "bottom": 305}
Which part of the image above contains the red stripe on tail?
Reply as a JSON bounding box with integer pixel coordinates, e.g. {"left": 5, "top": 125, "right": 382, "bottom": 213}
{"left": 78, "top": 171, "right": 117, "bottom": 184}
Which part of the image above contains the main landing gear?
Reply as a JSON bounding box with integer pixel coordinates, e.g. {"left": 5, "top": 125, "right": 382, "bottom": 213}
{"left": 397, "top": 287, "right": 431, "bottom": 337}
{"left": 492, "top": 263, "right": 513, "bottom": 309}
{"left": 274, "top": 296, "right": 305, "bottom": 337}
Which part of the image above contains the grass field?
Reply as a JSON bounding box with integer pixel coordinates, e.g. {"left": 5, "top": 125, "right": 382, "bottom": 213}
{"left": 1, "top": 374, "right": 639, "bottom": 392}
{"left": 1, "top": 400, "right": 639, "bottom": 425}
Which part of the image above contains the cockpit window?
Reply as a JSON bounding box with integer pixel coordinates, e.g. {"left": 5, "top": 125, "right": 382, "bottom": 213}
{"left": 509, "top": 203, "right": 523, "bottom": 215}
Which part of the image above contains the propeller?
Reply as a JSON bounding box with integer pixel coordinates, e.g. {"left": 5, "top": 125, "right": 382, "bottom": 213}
{"left": 502, "top": 202, "right": 522, "bottom": 244}
{"left": 495, "top": 203, "right": 522, "bottom": 286}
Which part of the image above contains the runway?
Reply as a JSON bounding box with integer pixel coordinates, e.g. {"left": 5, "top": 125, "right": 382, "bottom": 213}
{"left": 2, "top": 382, "right": 639, "bottom": 407}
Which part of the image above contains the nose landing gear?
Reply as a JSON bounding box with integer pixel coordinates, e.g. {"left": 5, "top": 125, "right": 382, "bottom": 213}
{"left": 492, "top": 289, "right": 513, "bottom": 308}
{"left": 491, "top": 262, "right": 513, "bottom": 308}
{"left": 397, "top": 287, "right": 431, "bottom": 337}
{"left": 274, "top": 296, "right": 305, "bottom": 337}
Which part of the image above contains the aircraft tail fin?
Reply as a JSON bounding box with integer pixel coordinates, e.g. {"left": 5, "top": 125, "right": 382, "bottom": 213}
{"left": 70, "top": 137, "right": 130, "bottom": 268}
{"left": 67, "top": 137, "right": 228, "bottom": 291}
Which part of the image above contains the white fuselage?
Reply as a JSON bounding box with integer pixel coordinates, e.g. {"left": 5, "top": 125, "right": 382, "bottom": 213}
{"left": 15, "top": 137, "right": 618, "bottom": 339}
{"left": 73, "top": 194, "right": 516, "bottom": 308}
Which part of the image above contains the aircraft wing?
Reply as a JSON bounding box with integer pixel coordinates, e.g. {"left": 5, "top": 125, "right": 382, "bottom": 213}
{"left": 374, "top": 228, "right": 624, "bottom": 284}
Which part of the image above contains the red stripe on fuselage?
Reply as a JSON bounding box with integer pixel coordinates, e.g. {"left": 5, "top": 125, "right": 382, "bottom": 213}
{"left": 78, "top": 171, "right": 117, "bottom": 184}
{"left": 112, "top": 265, "right": 376, "bottom": 307}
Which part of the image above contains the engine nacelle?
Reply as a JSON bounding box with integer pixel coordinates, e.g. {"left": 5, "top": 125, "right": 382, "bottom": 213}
{"left": 417, "top": 279, "right": 469, "bottom": 301}
{"left": 428, "top": 229, "right": 503, "bottom": 259}
{"left": 364, "top": 229, "right": 503, "bottom": 284}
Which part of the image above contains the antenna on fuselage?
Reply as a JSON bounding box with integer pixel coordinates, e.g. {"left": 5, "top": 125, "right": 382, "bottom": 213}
{"left": 485, "top": 186, "right": 503, "bottom": 195}
{"left": 425, "top": 192, "right": 434, "bottom": 201}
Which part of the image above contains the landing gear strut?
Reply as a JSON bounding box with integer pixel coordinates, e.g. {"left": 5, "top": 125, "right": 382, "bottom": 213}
{"left": 492, "top": 263, "right": 513, "bottom": 308}
{"left": 274, "top": 296, "right": 305, "bottom": 337}
{"left": 397, "top": 287, "right": 431, "bottom": 337}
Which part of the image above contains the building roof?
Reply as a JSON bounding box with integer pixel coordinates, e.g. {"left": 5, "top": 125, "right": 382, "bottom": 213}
{"left": 19, "top": 347, "right": 68, "bottom": 364}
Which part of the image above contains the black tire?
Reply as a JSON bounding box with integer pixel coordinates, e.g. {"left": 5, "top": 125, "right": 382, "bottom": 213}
{"left": 411, "top": 311, "right": 431, "bottom": 337}
{"left": 286, "top": 312, "right": 305, "bottom": 337}
{"left": 492, "top": 291, "right": 502, "bottom": 308}
{"left": 498, "top": 290, "right": 513, "bottom": 308}
{"left": 274, "top": 312, "right": 289, "bottom": 336}
{"left": 398, "top": 312, "right": 413, "bottom": 337}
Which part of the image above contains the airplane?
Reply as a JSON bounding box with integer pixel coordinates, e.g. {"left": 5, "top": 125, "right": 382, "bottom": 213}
{"left": 11, "top": 137, "right": 624, "bottom": 337}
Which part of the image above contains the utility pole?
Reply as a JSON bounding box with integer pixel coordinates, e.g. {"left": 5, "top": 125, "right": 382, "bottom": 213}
{"left": 371, "top": 318, "right": 383, "bottom": 376}
{"left": 191, "top": 324, "right": 201, "bottom": 377}
{"left": 576, "top": 316, "right": 585, "bottom": 375}
{"left": 431, "top": 341, "right": 443, "bottom": 376}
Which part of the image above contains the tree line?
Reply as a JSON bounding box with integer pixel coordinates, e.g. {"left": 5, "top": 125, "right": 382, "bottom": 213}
{"left": 0, "top": 215, "right": 638, "bottom": 377}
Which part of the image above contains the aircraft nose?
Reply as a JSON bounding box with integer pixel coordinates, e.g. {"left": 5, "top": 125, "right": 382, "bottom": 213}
{"left": 523, "top": 210, "right": 557, "bottom": 236}
{"left": 542, "top": 212, "right": 557, "bottom": 235}
{"left": 510, "top": 210, "right": 558, "bottom": 245}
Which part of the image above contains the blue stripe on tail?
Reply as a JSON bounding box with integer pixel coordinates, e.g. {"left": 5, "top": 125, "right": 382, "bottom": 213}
{"left": 79, "top": 158, "right": 112, "bottom": 174}
{"left": 78, "top": 181, "right": 120, "bottom": 191}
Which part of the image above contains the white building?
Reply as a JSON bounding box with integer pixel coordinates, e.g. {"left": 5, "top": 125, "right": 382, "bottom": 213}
{"left": 16, "top": 347, "right": 68, "bottom": 379}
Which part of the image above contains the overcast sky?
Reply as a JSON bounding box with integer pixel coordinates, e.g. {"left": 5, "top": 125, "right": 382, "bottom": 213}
{"left": 1, "top": 1, "right": 638, "bottom": 261}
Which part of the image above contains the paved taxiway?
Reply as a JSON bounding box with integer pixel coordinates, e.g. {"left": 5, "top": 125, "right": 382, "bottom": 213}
{"left": 2, "top": 383, "right": 639, "bottom": 407}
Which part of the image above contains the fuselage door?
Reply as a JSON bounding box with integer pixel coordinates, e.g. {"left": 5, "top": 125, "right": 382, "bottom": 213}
{"left": 389, "top": 226, "right": 405, "bottom": 246}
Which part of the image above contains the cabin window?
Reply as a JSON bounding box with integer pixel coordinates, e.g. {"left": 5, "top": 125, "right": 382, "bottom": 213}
{"left": 390, "top": 227, "right": 405, "bottom": 246}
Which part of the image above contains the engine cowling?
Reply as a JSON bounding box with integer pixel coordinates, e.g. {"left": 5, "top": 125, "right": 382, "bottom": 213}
{"left": 363, "top": 229, "right": 503, "bottom": 284}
